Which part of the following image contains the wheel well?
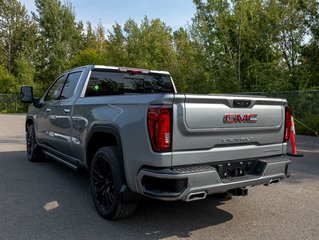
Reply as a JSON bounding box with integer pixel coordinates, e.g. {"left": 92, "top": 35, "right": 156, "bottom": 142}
{"left": 87, "top": 132, "right": 118, "bottom": 169}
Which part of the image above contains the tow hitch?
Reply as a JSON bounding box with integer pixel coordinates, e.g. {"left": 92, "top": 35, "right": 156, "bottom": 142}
{"left": 228, "top": 187, "right": 248, "bottom": 196}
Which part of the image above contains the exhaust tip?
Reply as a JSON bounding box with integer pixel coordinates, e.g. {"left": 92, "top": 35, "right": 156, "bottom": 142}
{"left": 186, "top": 191, "right": 207, "bottom": 202}
{"left": 268, "top": 178, "right": 281, "bottom": 185}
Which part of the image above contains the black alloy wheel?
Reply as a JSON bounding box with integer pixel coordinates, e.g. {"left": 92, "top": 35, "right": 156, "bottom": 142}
{"left": 26, "top": 124, "right": 42, "bottom": 162}
{"left": 92, "top": 156, "right": 115, "bottom": 211}
{"left": 90, "top": 147, "right": 136, "bottom": 220}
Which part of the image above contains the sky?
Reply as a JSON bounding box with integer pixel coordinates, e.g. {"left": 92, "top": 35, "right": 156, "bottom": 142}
{"left": 20, "top": 0, "right": 196, "bottom": 31}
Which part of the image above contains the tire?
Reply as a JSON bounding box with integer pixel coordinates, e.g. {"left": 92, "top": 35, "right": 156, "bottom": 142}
{"left": 26, "top": 124, "right": 43, "bottom": 162}
{"left": 90, "top": 147, "right": 137, "bottom": 220}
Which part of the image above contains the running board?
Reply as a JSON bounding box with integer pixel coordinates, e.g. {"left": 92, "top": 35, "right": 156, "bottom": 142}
{"left": 43, "top": 150, "right": 78, "bottom": 170}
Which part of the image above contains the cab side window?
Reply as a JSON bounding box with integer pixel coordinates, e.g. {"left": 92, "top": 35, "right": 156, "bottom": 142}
{"left": 44, "top": 71, "right": 82, "bottom": 101}
{"left": 45, "top": 76, "right": 66, "bottom": 102}
{"left": 60, "top": 71, "right": 82, "bottom": 100}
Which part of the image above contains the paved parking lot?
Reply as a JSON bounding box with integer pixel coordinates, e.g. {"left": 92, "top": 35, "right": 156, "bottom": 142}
{"left": 0, "top": 114, "right": 318, "bottom": 240}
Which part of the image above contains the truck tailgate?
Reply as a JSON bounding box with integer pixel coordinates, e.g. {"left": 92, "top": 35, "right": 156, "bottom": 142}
{"left": 172, "top": 94, "right": 287, "bottom": 166}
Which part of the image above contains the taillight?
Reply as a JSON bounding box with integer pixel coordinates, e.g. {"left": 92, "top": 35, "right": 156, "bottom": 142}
{"left": 147, "top": 105, "right": 172, "bottom": 152}
{"left": 284, "top": 107, "right": 292, "bottom": 142}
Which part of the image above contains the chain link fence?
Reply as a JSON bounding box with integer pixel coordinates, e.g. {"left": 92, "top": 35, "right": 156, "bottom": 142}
{"left": 0, "top": 94, "right": 19, "bottom": 113}
{"left": 237, "top": 90, "right": 319, "bottom": 136}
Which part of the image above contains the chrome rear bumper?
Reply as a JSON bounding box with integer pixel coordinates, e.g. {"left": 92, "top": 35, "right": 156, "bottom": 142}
{"left": 136, "top": 156, "right": 291, "bottom": 201}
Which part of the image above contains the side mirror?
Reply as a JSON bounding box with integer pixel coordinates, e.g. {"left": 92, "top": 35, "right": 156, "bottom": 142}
{"left": 20, "top": 86, "right": 33, "bottom": 103}
{"left": 20, "top": 86, "right": 43, "bottom": 108}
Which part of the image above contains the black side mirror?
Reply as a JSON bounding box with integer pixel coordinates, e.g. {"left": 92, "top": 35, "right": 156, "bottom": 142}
{"left": 20, "top": 86, "right": 33, "bottom": 103}
{"left": 20, "top": 86, "right": 43, "bottom": 108}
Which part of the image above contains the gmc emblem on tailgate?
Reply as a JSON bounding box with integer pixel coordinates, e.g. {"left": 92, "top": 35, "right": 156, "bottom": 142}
{"left": 223, "top": 113, "right": 257, "bottom": 123}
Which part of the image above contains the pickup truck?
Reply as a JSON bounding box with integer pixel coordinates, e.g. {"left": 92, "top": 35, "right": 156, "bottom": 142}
{"left": 20, "top": 65, "right": 291, "bottom": 220}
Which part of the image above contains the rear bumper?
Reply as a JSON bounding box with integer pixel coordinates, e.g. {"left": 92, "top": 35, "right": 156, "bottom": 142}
{"left": 136, "top": 156, "right": 291, "bottom": 201}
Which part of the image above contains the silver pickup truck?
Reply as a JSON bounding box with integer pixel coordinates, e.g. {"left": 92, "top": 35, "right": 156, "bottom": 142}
{"left": 20, "top": 65, "right": 291, "bottom": 220}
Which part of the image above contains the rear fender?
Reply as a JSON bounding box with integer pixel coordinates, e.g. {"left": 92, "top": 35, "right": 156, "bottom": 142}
{"left": 86, "top": 124, "right": 127, "bottom": 184}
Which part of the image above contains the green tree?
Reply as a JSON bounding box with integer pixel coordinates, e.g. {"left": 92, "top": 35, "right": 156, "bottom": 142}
{"left": 123, "top": 17, "right": 176, "bottom": 70}
{"left": 0, "top": 0, "right": 37, "bottom": 75}
{"left": 191, "top": 0, "right": 315, "bottom": 92}
{"left": 69, "top": 20, "right": 108, "bottom": 68}
{"left": 299, "top": 0, "right": 319, "bottom": 89}
{"left": 70, "top": 48, "right": 106, "bottom": 68}
{"left": 74, "top": 20, "right": 86, "bottom": 51}
{"left": 0, "top": 65, "right": 17, "bottom": 93}
{"left": 268, "top": 0, "right": 312, "bottom": 89}
{"left": 95, "top": 21, "right": 107, "bottom": 54}
{"left": 192, "top": 0, "right": 239, "bottom": 92}
{"left": 33, "top": 0, "right": 81, "bottom": 84}
{"left": 83, "top": 21, "right": 98, "bottom": 49}
{"left": 107, "top": 23, "right": 128, "bottom": 66}
{"left": 172, "top": 28, "right": 209, "bottom": 93}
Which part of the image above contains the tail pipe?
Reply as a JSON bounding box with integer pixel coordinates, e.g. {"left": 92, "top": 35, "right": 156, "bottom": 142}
{"left": 265, "top": 178, "right": 282, "bottom": 186}
{"left": 186, "top": 191, "right": 207, "bottom": 202}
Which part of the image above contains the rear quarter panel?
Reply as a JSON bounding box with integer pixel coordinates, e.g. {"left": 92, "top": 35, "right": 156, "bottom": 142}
{"left": 72, "top": 94, "right": 175, "bottom": 192}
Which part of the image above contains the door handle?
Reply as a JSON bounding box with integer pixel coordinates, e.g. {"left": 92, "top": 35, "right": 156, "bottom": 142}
{"left": 64, "top": 108, "right": 70, "bottom": 113}
{"left": 46, "top": 108, "right": 51, "bottom": 112}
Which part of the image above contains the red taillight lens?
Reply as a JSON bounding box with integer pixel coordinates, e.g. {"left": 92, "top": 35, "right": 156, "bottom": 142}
{"left": 284, "top": 107, "right": 292, "bottom": 142}
{"left": 147, "top": 105, "right": 172, "bottom": 152}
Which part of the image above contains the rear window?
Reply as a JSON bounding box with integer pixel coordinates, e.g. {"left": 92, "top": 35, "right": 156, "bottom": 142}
{"left": 85, "top": 69, "right": 174, "bottom": 97}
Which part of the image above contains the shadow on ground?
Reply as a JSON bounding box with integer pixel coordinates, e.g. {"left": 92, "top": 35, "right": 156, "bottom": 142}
{"left": 3, "top": 135, "right": 317, "bottom": 239}
{"left": 0, "top": 150, "right": 233, "bottom": 240}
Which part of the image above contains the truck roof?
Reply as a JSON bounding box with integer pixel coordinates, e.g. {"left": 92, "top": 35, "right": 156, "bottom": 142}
{"left": 67, "top": 65, "right": 170, "bottom": 75}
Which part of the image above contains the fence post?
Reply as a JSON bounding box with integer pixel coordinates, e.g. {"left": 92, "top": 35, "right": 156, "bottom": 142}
{"left": 15, "top": 95, "right": 18, "bottom": 112}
